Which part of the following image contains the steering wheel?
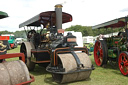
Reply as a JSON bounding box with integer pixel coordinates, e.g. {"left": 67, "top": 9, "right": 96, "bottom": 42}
{"left": 27, "top": 30, "right": 36, "bottom": 38}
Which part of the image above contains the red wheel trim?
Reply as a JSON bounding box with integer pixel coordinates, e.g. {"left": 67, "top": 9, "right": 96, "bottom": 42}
{"left": 119, "top": 52, "right": 128, "bottom": 76}
{"left": 94, "top": 41, "right": 103, "bottom": 66}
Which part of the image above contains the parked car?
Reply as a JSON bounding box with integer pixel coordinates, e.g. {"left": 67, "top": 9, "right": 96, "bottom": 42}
{"left": 15, "top": 38, "right": 24, "bottom": 45}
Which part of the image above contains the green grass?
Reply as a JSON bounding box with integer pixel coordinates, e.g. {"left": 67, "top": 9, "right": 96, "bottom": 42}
{"left": 6, "top": 45, "right": 20, "bottom": 61}
{"left": 7, "top": 46, "right": 127, "bottom": 85}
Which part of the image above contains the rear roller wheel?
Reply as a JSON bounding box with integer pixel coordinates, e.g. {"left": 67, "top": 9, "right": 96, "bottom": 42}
{"left": 20, "top": 43, "right": 35, "bottom": 71}
{"left": 94, "top": 40, "right": 107, "bottom": 66}
{"left": 118, "top": 51, "right": 128, "bottom": 76}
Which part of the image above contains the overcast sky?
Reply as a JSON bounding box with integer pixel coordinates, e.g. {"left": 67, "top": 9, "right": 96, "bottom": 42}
{"left": 0, "top": 0, "right": 128, "bottom": 32}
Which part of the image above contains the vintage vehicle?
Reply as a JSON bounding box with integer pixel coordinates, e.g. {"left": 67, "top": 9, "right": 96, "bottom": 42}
{"left": 1, "top": 34, "right": 17, "bottom": 49}
{"left": 15, "top": 38, "right": 24, "bottom": 45}
{"left": 19, "top": 4, "right": 94, "bottom": 83}
{"left": 0, "top": 11, "right": 34, "bottom": 85}
{"left": 93, "top": 16, "right": 128, "bottom": 76}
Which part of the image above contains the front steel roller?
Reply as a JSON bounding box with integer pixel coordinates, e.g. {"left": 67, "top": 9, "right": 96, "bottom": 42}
{"left": 52, "top": 52, "right": 92, "bottom": 83}
{"left": 0, "top": 60, "right": 30, "bottom": 85}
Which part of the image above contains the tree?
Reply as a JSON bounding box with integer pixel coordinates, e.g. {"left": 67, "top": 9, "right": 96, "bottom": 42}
{"left": 65, "top": 25, "right": 93, "bottom": 36}
{"left": 0, "top": 30, "right": 13, "bottom": 35}
{"left": 14, "top": 31, "right": 26, "bottom": 38}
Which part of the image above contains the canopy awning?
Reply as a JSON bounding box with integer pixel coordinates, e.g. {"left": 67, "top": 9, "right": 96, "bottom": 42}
{"left": 0, "top": 11, "right": 8, "bottom": 19}
{"left": 92, "top": 16, "right": 128, "bottom": 29}
{"left": 19, "top": 11, "right": 72, "bottom": 28}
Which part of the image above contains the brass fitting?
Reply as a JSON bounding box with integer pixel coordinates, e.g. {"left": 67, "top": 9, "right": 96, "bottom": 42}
{"left": 55, "top": 4, "right": 63, "bottom": 8}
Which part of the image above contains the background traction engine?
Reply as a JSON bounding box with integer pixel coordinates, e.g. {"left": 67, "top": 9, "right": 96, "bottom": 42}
{"left": 19, "top": 4, "right": 94, "bottom": 83}
{"left": 93, "top": 16, "right": 128, "bottom": 76}
{"left": 0, "top": 11, "right": 34, "bottom": 85}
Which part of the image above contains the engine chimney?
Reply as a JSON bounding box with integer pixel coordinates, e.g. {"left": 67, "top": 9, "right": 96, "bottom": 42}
{"left": 55, "top": 4, "right": 63, "bottom": 30}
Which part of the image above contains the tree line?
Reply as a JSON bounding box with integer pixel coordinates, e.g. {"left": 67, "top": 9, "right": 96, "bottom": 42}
{"left": 65, "top": 25, "right": 122, "bottom": 36}
{"left": 0, "top": 25, "right": 122, "bottom": 38}
{"left": 0, "top": 30, "right": 26, "bottom": 38}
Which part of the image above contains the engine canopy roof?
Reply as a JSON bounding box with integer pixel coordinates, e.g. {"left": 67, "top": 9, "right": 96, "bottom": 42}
{"left": 92, "top": 16, "right": 128, "bottom": 29}
{"left": 0, "top": 11, "right": 8, "bottom": 19}
{"left": 19, "top": 11, "right": 72, "bottom": 28}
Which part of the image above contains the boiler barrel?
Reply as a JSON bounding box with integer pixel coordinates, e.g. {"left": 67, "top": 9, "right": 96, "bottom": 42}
{"left": 0, "top": 60, "right": 30, "bottom": 85}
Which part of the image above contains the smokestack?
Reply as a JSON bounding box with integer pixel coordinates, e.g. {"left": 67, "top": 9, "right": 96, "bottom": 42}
{"left": 55, "top": 4, "right": 63, "bottom": 29}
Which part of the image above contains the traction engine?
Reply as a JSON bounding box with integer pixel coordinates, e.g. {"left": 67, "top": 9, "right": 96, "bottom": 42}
{"left": 93, "top": 16, "right": 128, "bottom": 76}
{"left": 19, "top": 4, "right": 94, "bottom": 83}
{"left": 0, "top": 11, "right": 34, "bottom": 85}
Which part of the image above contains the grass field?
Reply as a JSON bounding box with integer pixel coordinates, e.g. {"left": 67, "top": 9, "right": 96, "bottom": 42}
{"left": 7, "top": 46, "right": 127, "bottom": 85}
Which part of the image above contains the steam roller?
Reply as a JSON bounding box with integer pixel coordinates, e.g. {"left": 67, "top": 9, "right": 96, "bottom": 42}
{"left": 19, "top": 4, "right": 94, "bottom": 83}
{"left": 0, "top": 11, "right": 34, "bottom": 85}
